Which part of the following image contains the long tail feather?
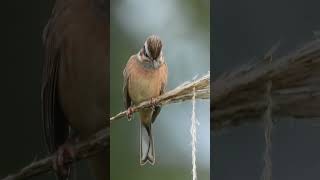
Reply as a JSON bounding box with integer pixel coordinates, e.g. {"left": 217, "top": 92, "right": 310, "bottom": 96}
{"left": 140, "top": 122, "right": 155, "bottom": 165}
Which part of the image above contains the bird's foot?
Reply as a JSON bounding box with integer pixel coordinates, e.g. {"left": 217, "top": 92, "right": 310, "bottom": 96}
{"left": 149, "top": 98, "right": 159, "bottom": 110}
{"left": 126, "top": 107, "right": 134, "bottom": 121}
{"left": 52, "top": 142, "right": 76, "bottom": 176}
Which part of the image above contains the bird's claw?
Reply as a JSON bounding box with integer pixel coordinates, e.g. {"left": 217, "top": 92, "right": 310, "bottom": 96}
{"left": 52, "top": 142, "right": 76, "bottom": 176}
{"left": 149, "top": 98, "right": 159, "bottom": 110}
{"left": 126, "top": 107, "right": 134, "bottom": 121}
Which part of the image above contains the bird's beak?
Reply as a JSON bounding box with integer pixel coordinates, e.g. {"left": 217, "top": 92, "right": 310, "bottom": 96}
{"left": 152, "top": 60, "right": 160, "bottom": 68}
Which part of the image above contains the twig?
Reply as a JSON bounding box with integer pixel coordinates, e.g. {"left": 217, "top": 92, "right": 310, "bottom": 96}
{"left": 110, "top": 72, "right": 210, "bottom": 121}
{"left": 2, "top": 73, "right": 210, "bottom": 180}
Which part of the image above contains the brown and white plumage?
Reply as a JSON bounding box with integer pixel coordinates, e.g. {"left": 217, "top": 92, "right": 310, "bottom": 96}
{"left": 42, "top": 0, "right": 108, "bottom": 179}
{"left": 123, "top": 35, "right": 168, "bottom": 165}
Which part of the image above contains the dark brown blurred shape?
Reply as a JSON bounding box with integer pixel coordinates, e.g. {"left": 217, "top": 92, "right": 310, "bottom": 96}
{"left": 212, "top": 40, "right": 320, "bottom": 130}
{"left": 41, "top": 0, "right": 109, "bottom": 179}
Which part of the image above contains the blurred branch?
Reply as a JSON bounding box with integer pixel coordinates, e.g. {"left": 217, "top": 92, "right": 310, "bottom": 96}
{"left": 2, "top": 73, "right": 209, "bottom": 180}
{"left": 2, "top": 128, "right": 108, "bottom": 180}
{"left": 212, "top": 39, "right": 320, "bottom": 130}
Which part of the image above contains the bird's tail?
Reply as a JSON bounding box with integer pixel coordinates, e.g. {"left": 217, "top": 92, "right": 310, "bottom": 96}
{"left": 140, "top": 122, "right": 155, "bottom": 165}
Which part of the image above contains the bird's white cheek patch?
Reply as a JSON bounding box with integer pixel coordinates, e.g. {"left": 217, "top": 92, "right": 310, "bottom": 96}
{"left": 144, "top": 41, "right": 151, "bottom": 58}
{"left": 153, "top": 61, "right": 160, "bottom": 69}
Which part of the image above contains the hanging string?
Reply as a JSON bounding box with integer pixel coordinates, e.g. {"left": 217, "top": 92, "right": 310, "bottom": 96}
{"left": 261, "top": 80, "right": 273, "bottom": 180}
{"left": 191, "top": 87, "right": 199, "bottom": 180}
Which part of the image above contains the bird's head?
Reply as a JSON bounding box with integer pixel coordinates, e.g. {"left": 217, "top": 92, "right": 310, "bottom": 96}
{"left": 138, "top": 35, "right": 164, "bottom": 69}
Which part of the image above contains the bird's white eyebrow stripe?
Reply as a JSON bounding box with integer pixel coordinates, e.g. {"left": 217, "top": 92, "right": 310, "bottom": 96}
{"left": 137, "top": 52, "right": 141, "bottom": 61}
{"left": 144, "top": 41, "right": 151, "bottom": 58}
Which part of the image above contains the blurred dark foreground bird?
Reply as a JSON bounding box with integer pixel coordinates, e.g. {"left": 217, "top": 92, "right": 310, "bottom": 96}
{"left": 41, "top": 0, "right": 109, "bottom": 179}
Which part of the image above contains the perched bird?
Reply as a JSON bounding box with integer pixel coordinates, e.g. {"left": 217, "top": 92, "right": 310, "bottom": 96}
{"left": 123, "top": 35, "right": 168, "bottom": 165}
{"left": 41, "top": 0, "right": 109, "bottom": 179}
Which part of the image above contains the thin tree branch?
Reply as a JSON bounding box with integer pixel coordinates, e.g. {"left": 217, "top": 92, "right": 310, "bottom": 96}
{"left": 111, "top": 72, "right": 210, "bottom": 121}
{"left": 2, "top": 73, "right": 210, "bottom": 180}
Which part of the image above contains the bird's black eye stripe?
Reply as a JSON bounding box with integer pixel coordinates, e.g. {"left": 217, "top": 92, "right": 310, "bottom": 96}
{"left": 143, "top": 45, "right": 149, "bottom": 58}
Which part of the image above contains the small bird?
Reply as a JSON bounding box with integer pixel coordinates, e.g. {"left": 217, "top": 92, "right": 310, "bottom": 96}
{"left": 123, "top": 35, "right": 168, "bottom": 165}
{"left": 41, "top": 0, "right": 109, "bottom": 179}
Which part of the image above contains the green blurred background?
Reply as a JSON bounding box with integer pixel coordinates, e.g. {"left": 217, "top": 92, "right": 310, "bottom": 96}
{"left": 110, "top": 0, "right": 210, "bottom": 179}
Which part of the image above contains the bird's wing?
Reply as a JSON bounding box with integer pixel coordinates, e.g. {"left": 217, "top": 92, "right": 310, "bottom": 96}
{"left": 151, "top": 62, "right": 168, "bottom": 123}
{"left": 41, "top": 4, "right": 69, "bottom": 154}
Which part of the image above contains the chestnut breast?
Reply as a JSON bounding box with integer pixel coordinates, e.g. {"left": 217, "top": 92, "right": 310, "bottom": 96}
{"left": 127, "top": 55, "right": 167, "bottom": 104}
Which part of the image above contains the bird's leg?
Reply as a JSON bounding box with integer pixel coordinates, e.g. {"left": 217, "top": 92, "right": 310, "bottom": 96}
{"left": 52, "top": 139, "right": 77, "bottom": 176}
{"left": 149, "top": 98, "right": 159, "bottom": 110}
{"left": 126, "top": 107, "right": 134, "bottom": 121}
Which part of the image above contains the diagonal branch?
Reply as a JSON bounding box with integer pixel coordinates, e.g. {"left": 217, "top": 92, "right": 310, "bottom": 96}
{"left": 111, "top": 72, "right": 210, "bottom": 121}
{"left": 2, "top": 128, "right": 109, "bottom": 180}
{"left": 2, "top": 73, "right": 210, "bottom": 180}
